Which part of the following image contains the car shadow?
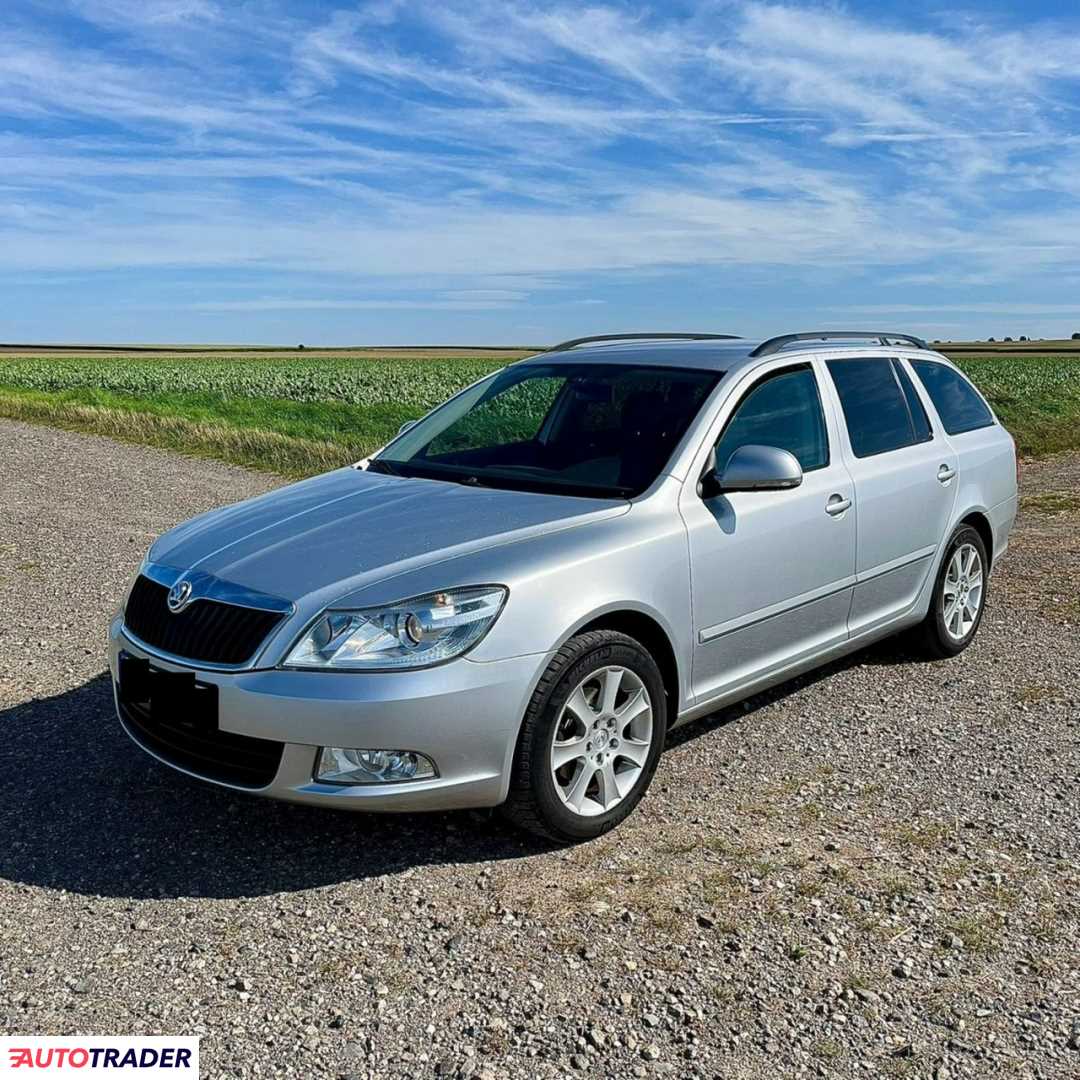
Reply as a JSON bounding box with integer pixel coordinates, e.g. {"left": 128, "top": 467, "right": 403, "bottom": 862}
{"left": 1, "top": 634, "right": 933, "bottom": 901}
{"left": 666, "top": 632, "right": 934, "bottom": 749}
{"left": 0, "top": 674, "right": 553, "bottom": 901}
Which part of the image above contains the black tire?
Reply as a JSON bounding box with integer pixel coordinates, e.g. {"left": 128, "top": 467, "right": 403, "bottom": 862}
{"left": 501, "top": 630, "right": 667, "bottom": 843}
{"left": 914, "top": 524, "right": 989, "bottom": 658}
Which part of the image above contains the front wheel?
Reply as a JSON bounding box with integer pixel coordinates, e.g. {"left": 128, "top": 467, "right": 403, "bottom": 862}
{"left": 915, "top": 525, "right": 989, "bottom": 658}
{"left": 501, "top": 630, "right": 667, "bottom": 842}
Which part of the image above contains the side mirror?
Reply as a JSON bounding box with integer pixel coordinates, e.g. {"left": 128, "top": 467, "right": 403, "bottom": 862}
{"left": 397, "top": 419, "right": 418, "bottom": 436}
{"left": 705, "top": 444, "right": 803, "bottom": 495}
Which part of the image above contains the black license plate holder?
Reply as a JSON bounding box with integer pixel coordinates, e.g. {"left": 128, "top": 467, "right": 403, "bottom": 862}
{"left": 119, "top": 652, "right": 218, "bottom": 733}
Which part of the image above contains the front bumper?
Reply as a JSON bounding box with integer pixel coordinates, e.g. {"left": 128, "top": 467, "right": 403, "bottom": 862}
{"left": 108, "top": 615, "right": 545, "bottom": 811}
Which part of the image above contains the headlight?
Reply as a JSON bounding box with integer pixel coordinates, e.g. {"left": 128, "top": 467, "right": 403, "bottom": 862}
{"left": 283, "top": 585, "right": 507, "bottom": 671}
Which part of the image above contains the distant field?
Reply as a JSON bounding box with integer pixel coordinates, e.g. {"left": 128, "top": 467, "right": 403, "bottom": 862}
{"left": 0, "top": 344, "right": 536, "bottom": 360}
{"left": 0, "top": 349, "right": 1077, "bottom": 477}
{"left": 937, "top": 339, "right": 1080, "bottom": 354}
{"left": 4, "top": 338, "right": 1077, "bottom": 355}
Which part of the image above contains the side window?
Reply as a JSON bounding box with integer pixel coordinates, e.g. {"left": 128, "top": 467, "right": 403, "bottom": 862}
{"left": 894, "top": 360, "right": 932, "bottom": 443}
{"left": 910, "top": 360, "right": 994, "bottom": 435}
{"left": 713, "top": 366, "right": 829, "bottom": 473}
{"left": 827, "top": 358, "right": 919, "bottom": 458}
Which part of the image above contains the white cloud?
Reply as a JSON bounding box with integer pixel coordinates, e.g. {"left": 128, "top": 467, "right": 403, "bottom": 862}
{"left": 825, "top": 303, "right": 1080, "bottom": 316}
{"left": 501, "top": 7, "right": 687, "bottom": 101}
{"left": 71, "top": 0, "right": 220, "bottom": 26}
{"left": 3, "top": 0, "right": 1080, "bottom": 331}
{"left": 191, "top": 296, "right": 523, "bottom": 312}
{"left": 440, "top": 290, "right": 528, "bottom": 302}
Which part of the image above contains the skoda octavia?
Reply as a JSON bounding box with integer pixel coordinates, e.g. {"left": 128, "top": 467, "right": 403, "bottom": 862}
{"left": 110, "top": 331, "right": 1017, "bottom": 841}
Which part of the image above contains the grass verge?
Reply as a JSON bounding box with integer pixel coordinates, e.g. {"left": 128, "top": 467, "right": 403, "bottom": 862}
{"left": 0, "top": 388, "right": 397, "bottom": 477}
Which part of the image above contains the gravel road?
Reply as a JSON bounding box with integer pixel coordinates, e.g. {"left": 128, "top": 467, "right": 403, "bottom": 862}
{"left": 1, "top": 418, "right": 1077, "bottom": 1080}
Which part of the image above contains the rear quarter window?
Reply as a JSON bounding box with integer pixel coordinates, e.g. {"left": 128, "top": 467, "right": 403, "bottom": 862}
{"left": 910, "top": 360, "right": 994, "bottom": 435}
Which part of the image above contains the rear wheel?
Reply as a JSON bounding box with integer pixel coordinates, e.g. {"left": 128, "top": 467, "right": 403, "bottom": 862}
{"left": 501, "top": 630, "right": 667, "bottom": 842}
{"left": 915, "top": 525, "right": 988, "bottom": 658}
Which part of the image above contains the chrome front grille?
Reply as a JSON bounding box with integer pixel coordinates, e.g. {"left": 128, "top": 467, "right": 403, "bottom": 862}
{"left": 123, "top": 574, "right": 286, "bottom": 666}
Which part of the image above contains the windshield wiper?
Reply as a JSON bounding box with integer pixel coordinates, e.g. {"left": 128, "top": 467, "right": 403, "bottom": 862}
{"left": 371, "top": 460, "right": 486, "bottom": 487}
{"left": 371, "top": 459, "right": 633, "bottom": 499}
{"left": 445, "top": 470, "right": 633, "bottom": 499}
{"left": 449, "top": 473, "right": 489, "bottom": 488}
{"left": 365, "top": 458, "right": 402, "bottom": 476}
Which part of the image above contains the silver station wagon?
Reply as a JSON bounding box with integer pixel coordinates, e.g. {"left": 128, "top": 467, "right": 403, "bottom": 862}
{"left": 109, "top": 331, "right": 1018, "bottom": 841}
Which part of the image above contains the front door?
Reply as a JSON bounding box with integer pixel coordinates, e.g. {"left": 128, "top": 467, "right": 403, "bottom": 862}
{"left": 679, "top": 361, "right": 857, "bottom": 707}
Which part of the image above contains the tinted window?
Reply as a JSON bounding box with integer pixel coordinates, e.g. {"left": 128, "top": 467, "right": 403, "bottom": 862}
{"left": 380, "top": 363, "right": 719, "bottom": 499}
{"left": 714, "top": 366, "right": 828, "bottom": 472}
{"left": 827, "top": 358, "right": 917, "bottom": 458}
{"left": 911, "top": 360, "right": 994, "bottom": 435}
{"left": 427, "top": 376, "right": 562, "bottom": 456}
{"left": 894, "top": 360, "right": 932, "bottom": 442}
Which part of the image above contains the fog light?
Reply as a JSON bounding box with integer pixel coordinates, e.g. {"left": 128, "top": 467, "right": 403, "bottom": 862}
{"left": 316, "top": 747, "right": 437, "bottom": 785}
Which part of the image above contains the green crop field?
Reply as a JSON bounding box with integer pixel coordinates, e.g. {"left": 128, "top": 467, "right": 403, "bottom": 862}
{"left": 950, "top": 355, "right": 1080, "bottom": 459}
{"left": 0, "top": 350, "right": 1077, "bottom": 477}
{"left": 0, "top": 353, "right": 510, "bottom": 475}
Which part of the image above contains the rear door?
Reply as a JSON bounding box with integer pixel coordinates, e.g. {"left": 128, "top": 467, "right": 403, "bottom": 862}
{"left": 822, "top": 355, "right": 958, "bottom": 637}
{"left": 680, "top": 360, "right": 857, "bottom": 706}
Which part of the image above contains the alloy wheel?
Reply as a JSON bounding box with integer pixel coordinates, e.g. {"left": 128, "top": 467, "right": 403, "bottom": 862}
{"left": 942, "top": 542, "right": 984, "bottom": 642}
{"left": 550, "top": 666, "right": 654, "bottom": 817}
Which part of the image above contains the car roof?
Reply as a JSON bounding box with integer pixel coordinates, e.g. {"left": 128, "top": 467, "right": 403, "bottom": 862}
{"left": 518, "top": 337, "right": 944, "bottom": 376}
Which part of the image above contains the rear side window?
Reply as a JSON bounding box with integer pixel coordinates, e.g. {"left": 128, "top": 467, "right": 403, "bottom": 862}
{"left": 827, "top": 358, "right": 922, "bottom": 458}
{"left": 713, "top": 365, "right": 829, "bottom": 472}
{"left": 911, "top": 360, "right": 994, "bottom": 435}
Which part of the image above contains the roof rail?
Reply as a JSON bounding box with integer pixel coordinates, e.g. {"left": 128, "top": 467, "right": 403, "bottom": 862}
{"left": 547, "top": 332, "right": 742, "bottom": 353}
{"left": 750, "top": 331, "right": 929, "bottom": 359}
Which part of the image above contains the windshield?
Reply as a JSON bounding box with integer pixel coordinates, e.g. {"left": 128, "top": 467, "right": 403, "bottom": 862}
{"left": 373, "top": 362, "right": 721, "bottom": 498}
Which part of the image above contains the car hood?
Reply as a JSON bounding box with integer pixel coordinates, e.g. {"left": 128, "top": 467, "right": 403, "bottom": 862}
{"left": 149, "top": 466, "right": 628, "bottom": 604}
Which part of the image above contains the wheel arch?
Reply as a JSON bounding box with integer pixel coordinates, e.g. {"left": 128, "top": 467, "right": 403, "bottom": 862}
{"left": 572, "top": 608, "right": 682, "bottom": 718}
{"left": 957, "top": 508, "right": 994, "bottom": 570}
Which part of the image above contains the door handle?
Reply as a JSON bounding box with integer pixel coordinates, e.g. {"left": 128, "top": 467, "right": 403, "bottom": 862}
{"left": 937, "top": 464, "right": 957, "bottom": 483}
{"left": 825, "top": 494, "right": 852, "bottom": 516}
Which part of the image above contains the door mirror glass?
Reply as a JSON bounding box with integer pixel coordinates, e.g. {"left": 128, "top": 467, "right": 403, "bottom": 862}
{"left": 714, "top": 444, "right": 804, "bottom": 493}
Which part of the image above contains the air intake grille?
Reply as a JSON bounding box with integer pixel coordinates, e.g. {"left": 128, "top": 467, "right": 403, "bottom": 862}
{"left": 118, "top": 693, "right": 284, "bottom": 790}
{"left": 124, "top": 574, "right": 285, "bottom": 665}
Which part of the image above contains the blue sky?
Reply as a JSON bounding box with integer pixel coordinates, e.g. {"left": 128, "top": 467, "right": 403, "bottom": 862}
{"left": 3, "top": 0, "right": 1080, "bottom": 345}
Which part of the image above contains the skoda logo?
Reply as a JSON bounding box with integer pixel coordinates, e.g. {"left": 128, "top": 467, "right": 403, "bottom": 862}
{"left": 167, "top": 578, "right": 194, "bottom": 613}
